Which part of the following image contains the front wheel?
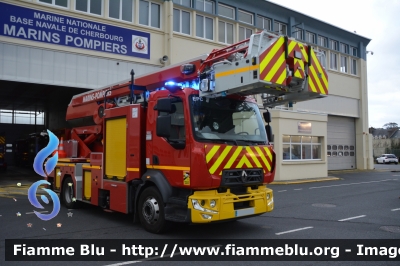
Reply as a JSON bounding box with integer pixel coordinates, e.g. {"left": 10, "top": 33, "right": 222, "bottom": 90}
{"left": 61, "top": 176, "right": 80, "bottom": 209}
{"left": 138, "top": 186, "right": 169, "bottom": 234}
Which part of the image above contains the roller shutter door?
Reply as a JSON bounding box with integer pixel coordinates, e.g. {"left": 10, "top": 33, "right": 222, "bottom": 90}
{"left": 327, "top": 116, "right": 356, "bottom": 170}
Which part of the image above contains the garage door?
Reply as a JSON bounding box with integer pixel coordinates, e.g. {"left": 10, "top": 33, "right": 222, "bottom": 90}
{"left": 327, "top": 116, "right": 356, "bottom": 170}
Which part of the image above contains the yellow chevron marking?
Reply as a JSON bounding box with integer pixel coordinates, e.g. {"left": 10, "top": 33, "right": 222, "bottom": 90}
{"left": 209, "top": 146, "right": 232, "bottom": 174}
{"left": 311, "top": 51, "right": 328, "bottom": 90}
{"left": 308, "top": 76, "right": 318, "bottom": 93}
{"left": 255, "top": 147, "right": 271, "bottom": 171}
{"left": 276, "top": 68, "right": 287, "bottom": 85}
{"left": 288, "top": 40, "right": 296, "bottom": 54}
{"left": 223, "top": 146, "right": 243, "bottom": 169}
{"left": 264, "top": 147, "right": 273, "bottom": 162}
{"left": 206, "top": 145, "right": 220, "bottom": 163}
{"left": 309, "top": 64, "right": 326, "bottom": 94}
{"left": 237, "top": 155, "right": 253, "bottom": 168}
{"left": 265, "top": 51, "right": 285, "bottom": 81}
{"left": 246, "top": 147, "right": 263, "bottom": 168}
{"left": 260, "top": 37, "right": 285, "bottom": 74}
{"left": 294, "top": 59, "right": 305, "bottom": 79}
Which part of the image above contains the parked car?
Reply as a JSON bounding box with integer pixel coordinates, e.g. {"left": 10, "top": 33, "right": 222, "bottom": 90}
{"left": 376, "top": 154, "right": 399, "bottom": 164}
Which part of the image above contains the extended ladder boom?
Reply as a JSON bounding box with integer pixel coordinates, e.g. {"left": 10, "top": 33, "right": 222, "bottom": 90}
{"left": 197, "top": 30, "right": 328, "bottom": 108}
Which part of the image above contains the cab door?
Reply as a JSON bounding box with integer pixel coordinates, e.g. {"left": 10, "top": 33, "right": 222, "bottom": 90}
{"left": 148, "top": 97, "right": 191, "bottom": 188}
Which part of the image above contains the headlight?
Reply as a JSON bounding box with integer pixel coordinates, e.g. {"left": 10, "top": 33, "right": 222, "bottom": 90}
{"left": 210, "top": 200, "right": 216, "bottom": 208}
{"left": 267, "top": 193, "right": 270, "bottom": 200}
{"left": 192, "top": 199, "right": 218, "bottom": 214}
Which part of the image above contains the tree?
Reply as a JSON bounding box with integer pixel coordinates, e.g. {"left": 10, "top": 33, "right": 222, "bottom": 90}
{"left": 383, "top": 122, "right": 398, "bottom": 129}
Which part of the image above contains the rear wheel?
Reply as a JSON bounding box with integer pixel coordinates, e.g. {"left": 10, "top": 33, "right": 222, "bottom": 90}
{"left": 138, "top": 186, "right": 168, "bottom": 234}
{"left": 62, "top": 176, "right": 79, "bottom": 209}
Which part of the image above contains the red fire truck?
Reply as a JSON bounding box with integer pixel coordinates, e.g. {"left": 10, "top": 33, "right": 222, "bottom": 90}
{"left": 48, "top": 31, "right": 328, "bottom": 233}
{"left": 0, "top": 133, "right": 7, "bottom": 171}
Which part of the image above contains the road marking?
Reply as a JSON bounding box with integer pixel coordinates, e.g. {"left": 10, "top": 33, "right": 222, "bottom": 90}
{"left": 104, "top": 245, "right": 222, "bottom": 265}
{"left": 338, "top": 215, "right": 366, "bottom": 222}
{"left": 26, "top": 211, "right": 48, "bottom": 215}
{"left": 275, "top": 226, "right": 313, "bottom": 235}
{"left": 391, "top": 208, "right": 400, "bottom": 211}
{"left": 104, "top": 261, "right": 141, "bottom": 266}
{"left": 309, "top": 179, "right": 393, "bottom": 189}
{"left": 294, "top": 188, "right": 302, "bottom": 191}
{"left": 277, "top": 190, "right": 287, "bottom": 192}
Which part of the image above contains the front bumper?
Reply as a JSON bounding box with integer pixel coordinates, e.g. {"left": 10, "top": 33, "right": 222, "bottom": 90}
{"left": 188, "top": 185, "right": 274, "bottom": 223}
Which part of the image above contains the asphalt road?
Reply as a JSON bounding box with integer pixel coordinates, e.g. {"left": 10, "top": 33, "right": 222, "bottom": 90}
{"left": 1, "top": 165, "right": 400, "bottom": 266}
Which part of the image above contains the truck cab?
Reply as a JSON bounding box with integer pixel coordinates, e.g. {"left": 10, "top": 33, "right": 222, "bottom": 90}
{"left": 142, "top": 87, "right": 275, "bottom": 228}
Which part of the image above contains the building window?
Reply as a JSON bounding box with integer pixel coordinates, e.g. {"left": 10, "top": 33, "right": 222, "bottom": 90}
{"left": 256, "top": 15, "right": 271, "bottom": 31}
{"left": 218, "top": 21, "right": 234, "bottom": 44}
{"left": 218, "top": 3, "right": 235, "bottom": 19}
{"left": 173, "top": 0, "right": 192, "bottom": 7}
{"left": 196, "top": 15, "right": 213, "bottom": 40}
{"left": 318, "top": 49, "right": 327, "bottom": 69}
{"left": 306, "top": 31, "right": 316, "bottom": 44}
{"left": 0, "top": 109, "right": 44, "bottom": 125}
{"left": 293, "top": 27, "right": 303, "bottom": 40}
{"left": 238, "top": 10, "right": 253, "bottom": 25}
{"left": 351, "top": 58, "right": 357, "bottom": 75}
{"left": 283, "top": 135, "right": 322, "bottom": 160}
{"left": 239, "top": 26, "right": 252, "bottom": 41}
{"left": 195, "top": 0, "right": 214, "bottom": 13}
{"left": 109, "top": 0, "right": 133, "bottom": 22}
{"left": 139, "top": 0, "right": 161, "bottom": 28}
{"left": 173, "top": 9, "right": 191, "bottom": 35}
{"left": 331, "top": 40, "right": 338, "bottom": 51}
{"left": 340, "top": 43, "right": 349, "bottom": 54}
{"left": 76, "top": 0, "right": 102, "bottom": 15}
{"left": 340, "top": 55, "right": 348, "bottom": 73}
{"left": 350, "top": 46, "right": 357, "bottom": 56}
{"left": 274, "top": 21, "right": 287, "bottom": 35}
{"left": 330, "top": 52, "right": 338, "bottom": 70}
{"left": 39, "top": 0, "right": 68, "bottom": 8}
{"left": 318, "top": 36, "right": 327, "bottom": 47}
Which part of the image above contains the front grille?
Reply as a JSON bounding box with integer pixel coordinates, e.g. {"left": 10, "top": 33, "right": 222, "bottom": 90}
{"left": 221, "top": 169, "right": 263, "bottom": 187}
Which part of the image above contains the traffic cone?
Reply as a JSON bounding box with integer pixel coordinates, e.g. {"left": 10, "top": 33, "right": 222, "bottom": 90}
{"left": 58, "top": 137, "right": 67, "bottom": 158}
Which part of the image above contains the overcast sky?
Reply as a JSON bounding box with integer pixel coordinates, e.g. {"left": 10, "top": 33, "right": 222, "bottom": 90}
{"left": 268, "top": 0, "right": 400, "bottom": 128}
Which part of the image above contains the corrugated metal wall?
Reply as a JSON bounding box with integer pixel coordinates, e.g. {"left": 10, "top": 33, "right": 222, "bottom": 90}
{"left": 0, "top": 42, "right": 159, "bottom": 89}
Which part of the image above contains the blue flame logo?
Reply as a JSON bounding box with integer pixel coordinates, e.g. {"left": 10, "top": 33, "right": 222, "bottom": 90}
{"left": 28, "top": 130, "right": 60, "bottom": 221}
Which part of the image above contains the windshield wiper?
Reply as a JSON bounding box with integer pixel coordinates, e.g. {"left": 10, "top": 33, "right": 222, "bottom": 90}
{"left": 200, "top": 138, "right": 238, "bottom": 145}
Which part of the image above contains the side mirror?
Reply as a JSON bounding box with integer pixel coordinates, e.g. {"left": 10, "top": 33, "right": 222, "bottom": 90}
{"left": 155, "top": 98, "right": 172, "bottom": 113}
{"left": 263, "top": 111, "right": 271, "bottom": 123}
{"left": 265, "top": 125, "right": 273, "bottom": 143}
{"left": 156, "top": 115, "right": 171, "bottom": 138}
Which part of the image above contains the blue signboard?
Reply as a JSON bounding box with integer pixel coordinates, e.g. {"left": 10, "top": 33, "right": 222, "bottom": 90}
{"left": 0, "top": 2, "right": 150, "bottom": 59}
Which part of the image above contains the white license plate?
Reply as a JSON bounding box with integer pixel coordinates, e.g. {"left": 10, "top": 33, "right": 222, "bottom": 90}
{"left": 235, "top": 208, "right": 254, "bottom": 217}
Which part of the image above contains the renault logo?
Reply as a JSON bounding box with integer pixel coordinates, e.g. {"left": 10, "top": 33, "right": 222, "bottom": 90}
{"left": 241, "top": 170, "right": 248, "bottom": 183}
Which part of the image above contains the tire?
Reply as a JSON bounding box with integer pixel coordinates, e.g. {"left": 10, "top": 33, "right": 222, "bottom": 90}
{"left": 61, "top": 176, "right": 80, "bottom": 209}
{"left": 138, "top": 186, "right": 169, "bottom": 234}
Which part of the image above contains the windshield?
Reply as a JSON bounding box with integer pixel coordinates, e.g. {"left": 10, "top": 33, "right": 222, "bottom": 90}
{"left": 189, "top": 95, "right": 268, "bottom": 143}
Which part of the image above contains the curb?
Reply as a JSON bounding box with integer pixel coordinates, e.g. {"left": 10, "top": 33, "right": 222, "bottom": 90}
{"left": 270, "top": 177, "right": 341, "bottom": 185}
